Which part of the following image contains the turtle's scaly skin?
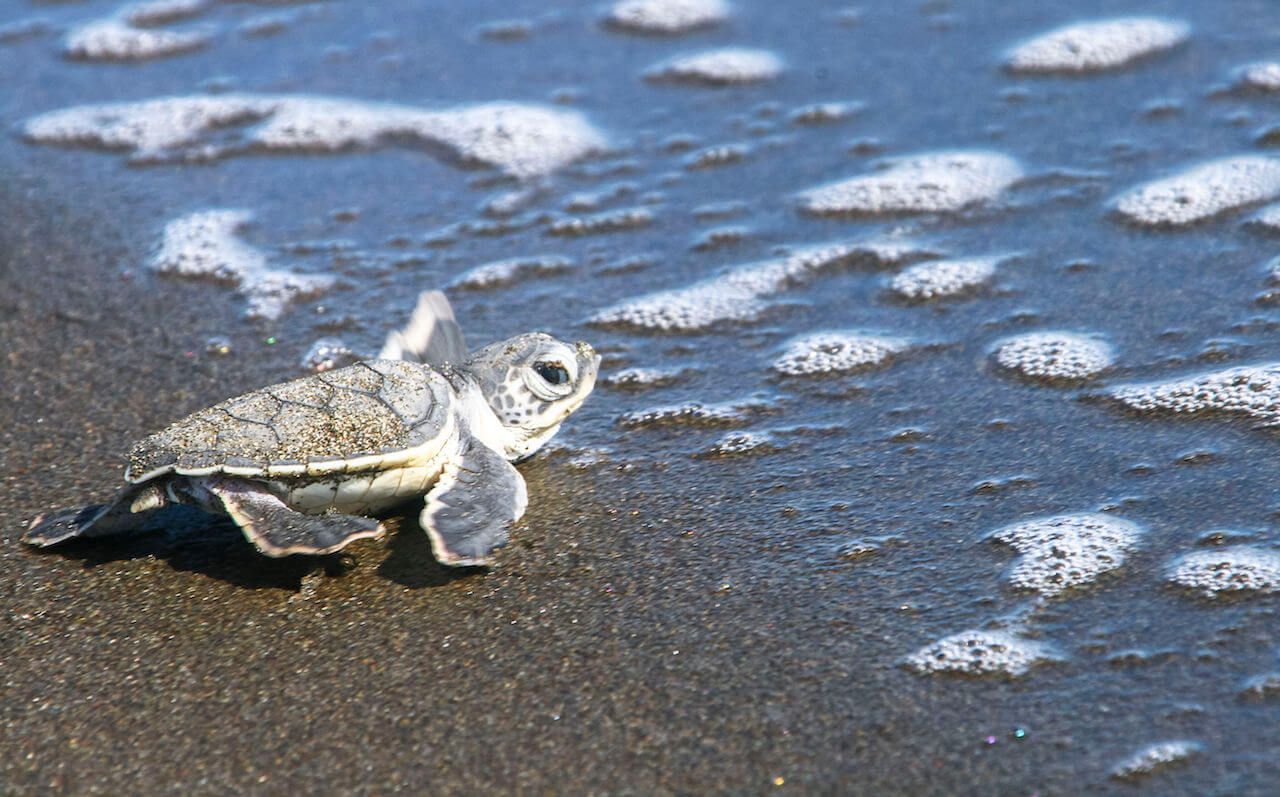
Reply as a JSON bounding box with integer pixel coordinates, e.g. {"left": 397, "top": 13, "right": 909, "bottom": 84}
{"left": 127, "top": 360, "right": 456, "bottom": 514}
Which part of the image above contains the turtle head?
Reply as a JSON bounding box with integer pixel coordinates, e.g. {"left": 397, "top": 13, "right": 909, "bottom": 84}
{"left": 462, "top": 332, "right": 600, "bottom": 460}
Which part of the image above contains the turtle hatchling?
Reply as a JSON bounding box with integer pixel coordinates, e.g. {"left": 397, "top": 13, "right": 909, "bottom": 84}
{"left": 24, "top": 291, "right": 600, "bottom": 566}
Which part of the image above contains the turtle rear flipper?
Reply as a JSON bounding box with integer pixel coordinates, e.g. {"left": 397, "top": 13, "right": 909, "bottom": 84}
{"left": 23, "top": 483, "right": 166, "bottom": 546}
{"left": 420, "top": 440, "right": 528, "bottom": 567}
{"left": 205, "top": 478, "right": 384, "bottom": 557}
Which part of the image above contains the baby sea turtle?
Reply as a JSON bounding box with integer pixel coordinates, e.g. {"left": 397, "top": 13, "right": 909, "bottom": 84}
{"left": 23, "top": 292, "right": 600, "bottom": 566}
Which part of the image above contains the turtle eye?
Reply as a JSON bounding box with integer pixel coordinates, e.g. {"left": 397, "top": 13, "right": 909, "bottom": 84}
{"left": 534, "top": 361, "right": 571, "bottom": 386}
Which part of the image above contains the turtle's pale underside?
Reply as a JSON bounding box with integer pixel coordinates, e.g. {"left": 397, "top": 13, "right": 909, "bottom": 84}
{"left": 24, "top": 291, "right": 600, "bottom": 566}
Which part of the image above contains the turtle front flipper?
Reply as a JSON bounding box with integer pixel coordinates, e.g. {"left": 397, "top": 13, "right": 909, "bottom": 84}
{"left": 23, "top": 484, "right": 166, "bottom": 547}
{"left": 379, "top": 290, "right": 468, "bottom": 366}
{"left": 204, "top": 478, "right": 384, "bottom": 557}
{"left": 420, "top": 441, "right": 528, "bottom": 567}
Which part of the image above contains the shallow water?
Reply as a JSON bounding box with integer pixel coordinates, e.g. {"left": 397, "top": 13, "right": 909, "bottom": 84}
{"left": 3, "top": 0, "right": 1280, "bottom": 793}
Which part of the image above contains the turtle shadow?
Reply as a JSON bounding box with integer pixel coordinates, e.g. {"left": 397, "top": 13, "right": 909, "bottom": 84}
{"left": 26, "top": 504, "right": 482, "bottom": 591}
{"left": 376, "top": 511, "right": 485, "bottom": 590}
{"left": 28, "top": 505, "right": 339, "bottom": 590}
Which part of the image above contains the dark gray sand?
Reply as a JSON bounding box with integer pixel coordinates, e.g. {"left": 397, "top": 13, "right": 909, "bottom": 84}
{"left": 6, "top": 1, "right": 1280, "bottom": 794}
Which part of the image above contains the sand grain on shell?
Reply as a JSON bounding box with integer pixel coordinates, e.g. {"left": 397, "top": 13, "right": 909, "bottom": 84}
{"left": 1005, "top": 17, "right": 1189, "bottom": 74}
{"left": 798, "top": 151, "right": 1023, "bottom": 216}
{"left": 24, "top": 95, "right": 607, "bottom": 178}
{"left": 1113, "top": 156, "right": 1280, "bottom": 227}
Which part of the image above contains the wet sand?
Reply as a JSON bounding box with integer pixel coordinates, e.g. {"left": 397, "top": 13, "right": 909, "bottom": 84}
{"left": 6, "top": 1, "right": 1280, "bottom": 793}
{"left": 0, "top": 187, "right": 1127, "bottom": 795}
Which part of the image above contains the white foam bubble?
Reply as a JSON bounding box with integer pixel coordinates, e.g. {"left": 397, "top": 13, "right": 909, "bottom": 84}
{"left": 684, "top": 143, "right": 750, "bottom": 170}
{"left": 603, "top": 367, "right": 688, "bottom": 389}
{"left": 773, "top": 332, "right": 907, "bottom": 377}
{"left": 1244, "top": 202, "right": 1280, "bottom": 232}
{"left": 890, "top": 256, "right": 1002, "bottom": 300}
{"left": 589, "top": 239, "right": 933, "bottom": 332}
{"left": 644, "top": 48, "right": 783, "bottom": 85}
{"left": 1005, "top": 18, "right": 1189, "bottom": 74}
{"left": 904, "top": 630, "right": 1060, "bottom": 677}
{"left": 448, "top": 255, "right": 573, "bottom": 290}
{"left": 1236, "top": 62, "right": 1280, "bottom": 92}
{"left": 547, "top": 207, "right": 654, "bottom": 236}
{"left": 994, "top": 331, "right": 1114, "bottom": 381}
{"left": 1109, "top": 363, "right": 1280, "bottom": 425}
{"left": 1166, "top": 546, "right": 1280, "bottom": 598}
{"left": 1112, "top": 156, "right": 1280, "bottom": 227}
{"left": 798, "top": 151, "right": 1023, "bottom": 216}
{"left": 698, "top": 430, "right": 778, "bottom": 457}
{"left": 1110, "top": 741, "right": 1201, "bottom": 780}
{"left": 1240, "top": 672, "right": 1280, "bottom": 701}
{"left": 605, "top": 0, "right": 729, "bottom": 34}
{"left": 789, "top": 102, "right": 862, "bottom": 125}
{"left": 24, "top": 95, "right": 606, "bottom": 178}
{"left": 990, "top": 513, "right": 1142, "bottom": 597}
{"left": 64, "top": 16, "right": 209, "bottom": 61}
{"left": 619, "top": 399, "right": 767, "bottom": 429}
{"left": 127, "top": 0, "right": 208, "bottom": 26}
{"left": 152, "top": 210, "right": 334, "bottom": 320}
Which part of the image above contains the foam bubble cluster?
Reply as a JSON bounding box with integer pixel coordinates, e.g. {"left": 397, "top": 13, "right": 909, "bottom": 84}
{"left": 448, "top": 255, "right": 573, "bottom": 290}
{"left": 903, "top": 630, "right": 1060, "bottom": 677}
{"left": 547, "top": 207, "right": 654, "bottom": 236}
{"left": 1236, "top": 62, "right": 1280, "bottom": 92}
{"left": 1166, "top": 547, "right": 1280, "bottom": 598}
{"left": 644, "top": 48, "right": 783, "bottom": 85}
{"left": 65, "top": 15, "right": 209, "bottom": 61}
{"left": 789, "top": 102, "right": 862, "bottom": 125}
{"left": 152, "top": 210, "right": 334, "bottom": 320}
{"left": 1110, "top": 741, "right": 1201, "bottom": 780}
{"left": 798, "top": 151, "right": 1023, "bottom": 216}
{"left": 589, "top": 239, "right": 932, "bottom": 332}
{"left": 773, "top": 332, "right": 907, "bottom": 377}
{"left": 1109, "top": 363, "right": 1280, "bottom": 425}
{"left": 24, "top": 95, "right": 606, "bottom": 178}
{"left": 698, "top": 431, "right": 778, "bottom": 457}
{"left": 1005, "top": 18, "right": 1189, "bottom": 74}
{"left": 1112, "top": 156, "right": 1280, "bottom": 227}
{"left": 618, "top": 400, "right": 766, "bottom": 429}
{"left": 1244, "top": 203, "right": 1280, "bottom": 233}
{"left": 994, "top": 332, "right": 1114, "bottom": 381}
{"left": 604, "top": 367, "right": 687, "bottom": 389}
{"left": 990, "top": 513, "right": 1143, "bottom": 597}
{"left": 1240, "top": 672, "right": 1280, "bottom": 701}
{"left": 890, "top": 256, "right": 1001, "bottom": 300}
{"left": 605, "top": 0, "right": 729, "bottom": 34}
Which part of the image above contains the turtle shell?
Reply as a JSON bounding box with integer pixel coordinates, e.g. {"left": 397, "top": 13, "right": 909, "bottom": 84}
{"left": 126, "top": 359, "right": 455, "bottom": 483}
